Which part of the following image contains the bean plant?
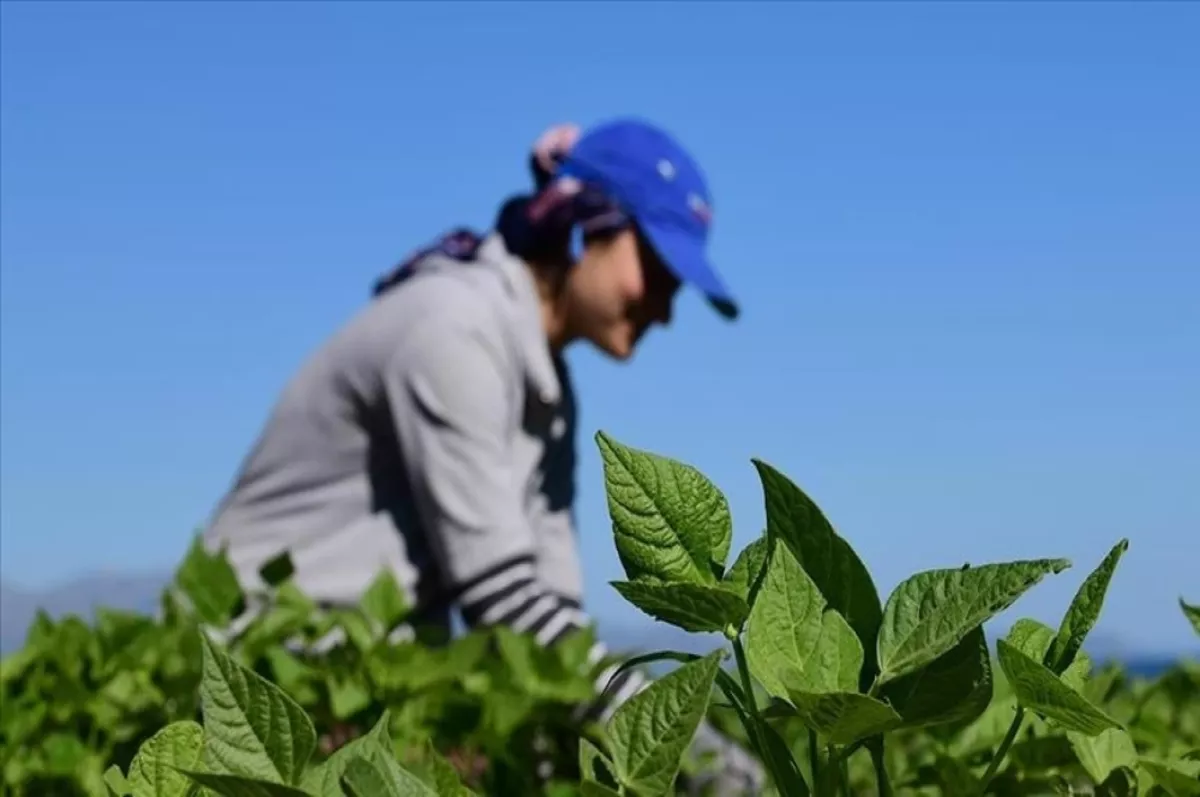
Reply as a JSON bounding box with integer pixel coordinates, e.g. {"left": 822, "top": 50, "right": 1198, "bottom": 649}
{"left": 5, "top": 431, "right": 1198, "bottom": 796}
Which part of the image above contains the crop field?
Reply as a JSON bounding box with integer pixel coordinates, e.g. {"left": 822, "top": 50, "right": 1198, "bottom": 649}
{"left": 2, "top": 431, "right": 1197, "bottom": 796}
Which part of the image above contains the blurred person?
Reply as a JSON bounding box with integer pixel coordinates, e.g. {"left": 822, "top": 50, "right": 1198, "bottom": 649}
{"left": 201, "top": 117, "right": 761, "bottom": 794}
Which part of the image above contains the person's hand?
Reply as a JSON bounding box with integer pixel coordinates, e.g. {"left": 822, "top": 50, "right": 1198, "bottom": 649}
{"left": 530, "top": 123, "right": 581, "bottom": 189}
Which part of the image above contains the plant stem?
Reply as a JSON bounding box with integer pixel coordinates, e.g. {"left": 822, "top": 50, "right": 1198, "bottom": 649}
{"left": 840, "top": 737, "right": 867, "bottom": 762}
{"left": 724, "top": 638, "right": 811, "bottom": 797}
{"left": 977, "top": 706, "right": 1025, "bottom": 795}
{"left": 731, "top": 639, "right": 794, "bottom": 796}
{"left": 836, "top": 746, "right": 850, "bottom": 796}
{"left": 809, "top": 729, "right": 820, "bottom": 788}
{"left": 732, "top": 639, "right": 760, "bottom": 728}
{"left": 867, "top": 737, "right": 892, "bottom": 797}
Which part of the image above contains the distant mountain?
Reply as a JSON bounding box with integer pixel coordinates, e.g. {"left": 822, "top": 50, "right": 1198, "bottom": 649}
{"left": 0, "top": 573, "right": 166, "bottom": 653}
{"left": 0, "top": 583, "right": 39, "bottom": 652}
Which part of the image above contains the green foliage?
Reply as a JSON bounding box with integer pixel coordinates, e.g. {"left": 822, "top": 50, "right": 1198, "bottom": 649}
{"left": 3, "top": 429, "right": 1197, "bottom": 796}
{"left": 745, "top": 539, "right": 864, "bottom": 699}
{"left": 605, "top": 650, "right": 725, "bottom": 795}
{"left": 588, "top": 431, "right": 1199, "bottom": 796}
{"left": 751, "top": 460, "right": 883, "bottom": 686}
{"left": 876, "top": 558, "right": 1070, "bottom": 687}
{"left": 1182, "top": 600, "right": 1200, "bottom": 638}
{"left": 127, "top": 721, "right": 203, "bottom": 796}
{"left": 1, "top": 541, "right": 612, "bottom": 795}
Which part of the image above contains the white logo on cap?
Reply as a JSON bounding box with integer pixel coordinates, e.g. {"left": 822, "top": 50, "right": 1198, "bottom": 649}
{"left": 657, "top": 159, "right": 676, "bottom": 181}
{"left": 688, "top": 192, "right": 712, "bottom": 225}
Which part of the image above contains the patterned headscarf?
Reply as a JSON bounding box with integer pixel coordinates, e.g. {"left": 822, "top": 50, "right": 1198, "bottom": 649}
{"left": 372, "top": 124, "right": 628, "bottom": 297}
{"left": 524, "top": 123, "right": 630, "bottom": 242}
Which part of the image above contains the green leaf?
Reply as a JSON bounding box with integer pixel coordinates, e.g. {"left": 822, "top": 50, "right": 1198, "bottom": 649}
{"left": 331, "top": 610, "right": 375, "bottom": 652}
{"left": 40, "top": 732, "right": 90, "bottom": 776}
{"left": 339, "top": 757, "right": 399, "bottom": 797}
{"left": 359, "top": 568, "right": 410, "bottom": 633}
{"left": 876, "top": 558, "right": 1070, "bottom": 685}
{"left": 996, "top": 638, "right": 1120, "bottom": 736}
{"left": 606, "top": 649, "right": 723, "bottom": 796}
{"left": 239, "top": 592, "right": 316, "bottom": 660}
{"left": 597, "top": 650, "right": 743, "bottom": 712}
{"left": 721, "top": 534, "right": 768, "bottom": 604}
{"left": 596, "top": 431, "right": 731, "bottom": 585}
{"left": 1006, "top": 617, "right": 1058, "bottom": 658}
{"left": 481, "top": 684, "right": 534, "bottom": 739}
{"left": 264, "top": 648, "right": 317, "bottom": 702}
{"left": 104, "top": 765, "right": 132, "bottom": 797}
{"left": 1049, "top": 774, "right": 1076, "bottom": 795}
{"left": 754, "top": 718, "right": 812, "bottom": 797}
{"left": 326, "top": 674, "right": 371, "bottom": 720}
{"left": 931, "top": 754, "right": 982, "bottom": 795}
{"left": 173, "top": 536, "right": 245, "bottom": 626}
{"left": 300, "top": 710, "right": 394, "bottom": 796}
{"left": 1009, "top": 736, "right": 1078, "bottom": 777}
{"left": 787, "top": 691, "right": 902, "bottom": 744}
{"left": 492, "top": 627, "right": 595, "bottom": 704}
{"left": 128, "top": 720, "right": 205, "bottom": 797}
{"left": 580, "top": 782, "right": 623, "bottom": 797}
{"left": 1096, "top": 767, "right": 1139, "bottom": 797}
{"left": 752, "top": 459, "right": 883, "bottom": 682}
{"left": 258, "top": 551, "right": 296, "bottom": 587}
{"left": 198, "top": 630, "right": 316, "bottom": 784}
{"left": 881, "top": 625, "right": 994, "bottom": 730}
{"left": 340, "top": 754, "right": 437, "bottom": 797}
{"left": 1047, "top": 539, "right": 1128, "bottom": 674}
{"left": 553, "top": 624, "right": 599, "bottom": 674}
{"left": 1061, "top": 650, "right": 1093, "bottom": 694}
{"left": 946, "top": 691, "right": 1021, "bottom": 759}
{"left": 745, "top": 541, "right": 862, "bottom": 700}
{"left": 579, "top": 737, "right": 618, "bottom": 789}
{"left": 413, "top": 739, "right": 476, "bottom": 797}
{"left": 1140, "top": 758, "right": 1200, "bottom": 797}
{"left": 367, "top": 632, "right": 489, "bottom": 694}
{"left": 182, "top": 771, "right": 314, "bottom": 797}
{"left": 1069, "top": 727, "right": 1138, "bottom": 785}
{"left": 611, "top": 580, "right": 749, "bottom": 633}
{"left": 1006, "top": 617, "right": 1094, "bottom": 693}
{"left": 1181, "top": 598, "right": 1200, "bottom": 637}
{"left": 0, "top": 638, "right": 43, "bottom": 685}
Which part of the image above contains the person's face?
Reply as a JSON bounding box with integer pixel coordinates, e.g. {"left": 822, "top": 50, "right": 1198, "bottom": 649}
{"left": 560, "top": 227, "right": 681, "bottom": 360}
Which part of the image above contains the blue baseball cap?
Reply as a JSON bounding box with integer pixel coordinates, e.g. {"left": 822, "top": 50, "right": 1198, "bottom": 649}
{"left": 556, "top": 118, "right": 739, "bottom": 320}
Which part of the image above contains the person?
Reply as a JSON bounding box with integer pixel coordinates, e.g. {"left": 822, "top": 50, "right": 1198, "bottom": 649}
{"left": 201, "top": 117, "right": 763, "bottom": 793}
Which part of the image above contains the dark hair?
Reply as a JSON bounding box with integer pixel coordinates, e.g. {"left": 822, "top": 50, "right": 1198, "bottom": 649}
{"left": 372, "top": 153, "right": 629, "bottom": 297}
{"left": 498, "top": 179, "right": 630, "bottom": 264}
{"left": 495, "top": 193, "right": 569, "bottom": 265}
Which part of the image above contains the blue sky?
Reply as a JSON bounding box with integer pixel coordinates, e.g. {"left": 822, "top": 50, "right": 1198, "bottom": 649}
{"left": 2, "top": 2, "right": 1197, "bottom": 656}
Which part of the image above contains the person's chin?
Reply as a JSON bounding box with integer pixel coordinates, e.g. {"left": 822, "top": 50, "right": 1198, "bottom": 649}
{"left": 586, "top": 323, "right": 644, "bottom": 361}
{"left": 601, "top": 333, "right": 638, "bottom": 362}
{"left": 604, "top": 342, "right": 636, "bottom": 361}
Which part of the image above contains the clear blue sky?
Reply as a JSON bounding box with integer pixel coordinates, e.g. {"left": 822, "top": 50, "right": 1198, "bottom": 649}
{"left": 2, "top": 2, "right": 1197, "bottom": 656}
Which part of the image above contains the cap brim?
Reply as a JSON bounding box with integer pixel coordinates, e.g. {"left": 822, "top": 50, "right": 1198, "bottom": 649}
{"left": 640, "top": 222, "right": 739, "bottom": 321}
